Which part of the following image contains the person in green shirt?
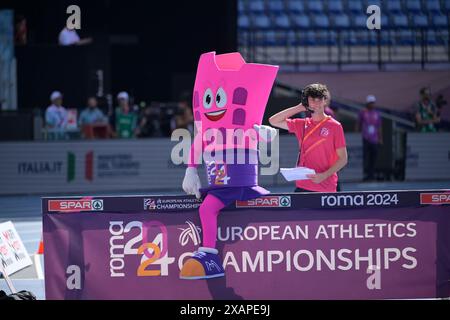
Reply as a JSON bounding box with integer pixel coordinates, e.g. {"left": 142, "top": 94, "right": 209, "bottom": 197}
{"left": 115, "top": 91, "right": 138, "bottom": 138}
{"left": 415, "top": 88, "right": 440, "bottom": 133}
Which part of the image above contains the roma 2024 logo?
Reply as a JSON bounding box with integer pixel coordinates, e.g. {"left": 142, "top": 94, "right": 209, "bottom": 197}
{"left": 109, "top": 220, "right": 176, "bottom": 277}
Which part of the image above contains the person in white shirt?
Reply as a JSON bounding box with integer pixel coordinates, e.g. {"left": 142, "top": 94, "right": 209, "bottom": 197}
{"left": 58, "top": 27, "right": 92, "bottom": 46}
{"left": 45, "top": 91, "right": 68, "bottom": 140}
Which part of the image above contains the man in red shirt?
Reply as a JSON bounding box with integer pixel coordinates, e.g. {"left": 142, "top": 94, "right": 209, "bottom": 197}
{"left": 269, "top": 83, "right": 348, "bottom": 192}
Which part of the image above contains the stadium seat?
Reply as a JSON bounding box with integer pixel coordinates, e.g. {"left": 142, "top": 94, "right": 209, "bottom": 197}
{"left": 396, "top": 30, "right": 416, "bottom": 45}
{"left": 444, "top": 0, "right": 450, "bottom": 12}
{"left": 327, "top": 0, "right": 344, "bottom": 14}
{"left": 238, "top": 14, "right": 251, "bottom": 30}
{"left": 298, "top": 30, "right": 316, "bottom": 45}
{"left": 411, "top": 14, "right": 429, "bottom": 28}
{"left": 424, "top": 0, "right": 442, "bottom": 14}
{"left": 252, "top": 13, "right": 272, "bottom": 30}
{"left": 248, "top": 0, "right": 265, "bottom": 14}
{"left": 357, "top": 30, "right": 377, "bottom": 45}
{"left": 426, "top": 30, "right": 438, "bottom": 45}
{"left": 267, "top": 0, "right": 285, "bottom": 14}
{"left": 333, "top": 14, "right": 351, "bottom": 29}
{"left": 286, "top": 0, "right": 304, "bottom": 13}
{"left": 291, "top": 13, "right": 311, "bottom": 29}
{"left": 405, "top": 0, "right": 422, "bottom": 14}
{"left": 306, "top": 0, "right": 324, "bottom": 13}
{"left": 347, "top": 0, "right": 363, "bottom": 14}
{"left": 313, "top": 14, "right": 330, "bottom": 28}
{"left": 431, "top": 14, "right": 449, "bottom": 28}
{"left": 238, "top": 1, "right": 246, "bottom": 14}
{"left": 273, "top": 14, "right": 291, "bottom": 29}
{"left": 342, "top": 30, "right": 357, "bottom": 45}
{"left": 385, "top": 0, "right": 403, "bottom": 14}
{"left": 380, "top": 14, "right": 389, "bottom": 29}
{"left": 352, "top": 14, "right": 368, "bottom": 28}
{"left": 315, "top": 30, "right": 337, "bottom": 45}
{"left": 392, "top": 14, "right": 409, "bottom": 28}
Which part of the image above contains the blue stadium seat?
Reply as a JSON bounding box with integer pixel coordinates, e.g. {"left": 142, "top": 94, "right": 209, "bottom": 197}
{"left": 424, "top": 0, "right": 442, "bottom": 14}
{"left": 380, "top": 14, "right": 389, "bottom": 29}
{"left": 352, "top": 14, "right": 368, "bottom": 28}
{"left": 298, "top": 30, "right": 316, "bottom": 45}
{"left": 238, "top": 1, "right": 246, "bottom": 13}
{"left": 248, "top": 0, "right": 265, "bottom": 14}
{"left": 328, "top": 0, "right": 344, "bottom": 13}
{"left": 273, "top": 14, "right": 291, "bottom": 29}
{"left": 405, "top": 0, "right": 422, "bottom": 14}
{"left": 267, "top": 1, "right": 285, "bottom": 15}
{"left": 333, "top": 14, "right": 350, "bottom": 29}
{"left": 411, "top": 14, "right": 429, "bottom": 28}
{"left": 313, "top": 14, "right": 330, "bottom": 28}
{"left": 252, "top": 13, "right": 272, "bottom": 29}
{"left": 357, "top": 30, "right": 377, "bottom": 45}
{"left": 286, "top": 31, "right": 299, "bottom": 45}
{"left": 392, "top": 14, "right": 409, "bottom": 28}
{"left": 342, "top": 30, "right": 357, "bottom": 45}
{"left": 315, "top": 31, "right": 337, "bottom": 45}
{"left": 380, "top": 31, "right": 393, "bottom": 45}
{"left": 347, "top": 0, "right": 363, "bottom": 14}
{"left": 306, "top": 0, "right": 324, "bottom": 13}
{"left": 426, "top": 30, "right": 438, "bottom": 45}
{"left": 291, "top": 13, "right": 311, "bottom": 29}
{"left": 385, "top": 0, "right": 403, "bottom": 14}
{"left": 367, "top": 0, "right": 382, "bottom": 8}
{"left": 286, "top": 0, "right": 305, "bottom": 13}
{"left": 396, "top": 30, "right": 416, "bottom": 45}
{"left": 439, "top": 30, "right": 449, "bottom": 44}
{"left": 431, "top": 14, "right": 449, "bottom": 28}
{"left": 444, "top": 0, "right": 450, "bottom": 12}
{"left": 238, "top": 14, "right": 251, "bottom": 30}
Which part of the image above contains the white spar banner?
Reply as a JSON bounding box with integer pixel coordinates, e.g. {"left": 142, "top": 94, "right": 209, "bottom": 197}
{"left": 0, "top": 221, "right": 33, "bottom": 276}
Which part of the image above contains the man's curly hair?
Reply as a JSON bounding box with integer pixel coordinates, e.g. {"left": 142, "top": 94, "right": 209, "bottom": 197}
{"left": 303, "top": 83, "right": 329, "bottom": 100}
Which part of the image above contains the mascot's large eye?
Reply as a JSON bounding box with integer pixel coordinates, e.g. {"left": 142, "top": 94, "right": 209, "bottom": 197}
{"left": 215, "top": 87, "right": 227, "bottom": 108}
{"left": 203, "top": 88, "right": 213, "bottom": 109}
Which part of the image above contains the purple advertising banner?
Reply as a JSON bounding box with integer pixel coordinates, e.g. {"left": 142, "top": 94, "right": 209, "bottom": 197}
{"left": 42, "top": 190, "right": 450, "bottom": 300}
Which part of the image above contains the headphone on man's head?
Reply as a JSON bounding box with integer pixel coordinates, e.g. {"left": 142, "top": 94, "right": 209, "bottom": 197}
{"left": 299, "top": 87, "right": 314, "bottom": 113}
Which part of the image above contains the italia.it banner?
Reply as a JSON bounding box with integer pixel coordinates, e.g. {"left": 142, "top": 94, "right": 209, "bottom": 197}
{"left": 42, "top": 190, "right": 450, "bottom": 299}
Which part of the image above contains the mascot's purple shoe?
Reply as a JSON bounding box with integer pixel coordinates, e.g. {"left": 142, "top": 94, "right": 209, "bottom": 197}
{"left": 180, "top": 247, "right": 225, "bottom": 280}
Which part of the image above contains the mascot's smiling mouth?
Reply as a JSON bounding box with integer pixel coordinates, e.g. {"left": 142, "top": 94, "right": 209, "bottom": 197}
{"left": 204, "top": 109, "right": 226, "bottom": 121}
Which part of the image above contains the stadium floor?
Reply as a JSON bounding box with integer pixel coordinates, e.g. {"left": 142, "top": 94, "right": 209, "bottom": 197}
{"left": 1, "top": 180, "right": 449, "bottom": 300}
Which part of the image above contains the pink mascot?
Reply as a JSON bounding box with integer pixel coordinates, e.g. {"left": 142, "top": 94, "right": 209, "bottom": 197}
{"left": 180, "top": 51, "right": 278, "bottom": 279}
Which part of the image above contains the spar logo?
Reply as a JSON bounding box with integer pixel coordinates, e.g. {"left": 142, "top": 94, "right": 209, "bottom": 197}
{"left": 236, "top": 196, "right": 291, "bottom": 208}
{"left": 48, "top": 199, "right": 104, "bottom": 212}
{"left": 178, "top": 221, "right": 202, "bottom": 246}
{"left": 420, "top": 193, "right": 450, "bottom": 205}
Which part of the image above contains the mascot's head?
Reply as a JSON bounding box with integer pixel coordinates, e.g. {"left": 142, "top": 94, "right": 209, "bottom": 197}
{"left": 192, "top": 52, "right": 278, "bottom": 135}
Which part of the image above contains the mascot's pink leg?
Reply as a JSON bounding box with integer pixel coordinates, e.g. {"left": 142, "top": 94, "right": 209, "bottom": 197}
{"left": 199, "top": 194, "right": 225, "bottom": 249}
{"left": 179, "top": 194, "right": 226, "bottom": 279}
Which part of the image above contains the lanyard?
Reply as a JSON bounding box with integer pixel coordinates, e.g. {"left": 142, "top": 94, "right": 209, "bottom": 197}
{"left": 302, "top": 116, "right": 330, "bottom": 143}
{"left": 297, "top": 116, "right": 330, "bottom": 166}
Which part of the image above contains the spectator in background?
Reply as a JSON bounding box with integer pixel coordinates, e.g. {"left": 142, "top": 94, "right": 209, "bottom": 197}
{"left": 356, "top": 95, "right": 383, "bottom": 182}
{"left": 435, "top": 94, "right": 447, "bottom": 131}
{"left": 415, "top": 87, "right": 439, "bottom": 132}
{"left": 115, "top": 91, "right": 138, "bottom": 138}
{"left": 58, "top": 27, "right": 92, "bottom": 46}
{"left": 136, "top": 103, "right": 160, "bottom": 138}
{"left": 175, "top": 98, "right": 194, "bottom": 134}
{"left": 79, "top": 96, "right": 107, "bottom": 126}
{"left": 45, "top": 91, "right": 68, "bottom": 140}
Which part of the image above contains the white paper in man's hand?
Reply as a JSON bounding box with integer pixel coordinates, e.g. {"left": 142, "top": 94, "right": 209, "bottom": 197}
{"left": 280, "top": 167, "right": 316, "bottom": 181}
